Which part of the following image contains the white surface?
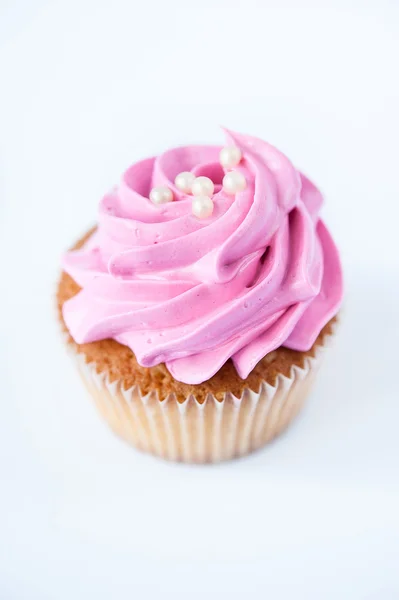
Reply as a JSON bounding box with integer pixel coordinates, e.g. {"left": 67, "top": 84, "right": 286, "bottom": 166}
{"left": 1, "top": 1, "right": 399, "bottom": 598}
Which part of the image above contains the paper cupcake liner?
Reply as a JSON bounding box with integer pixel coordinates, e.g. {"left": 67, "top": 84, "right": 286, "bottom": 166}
{"left": 66, "top": 332, "right": 333, "bottom": 463}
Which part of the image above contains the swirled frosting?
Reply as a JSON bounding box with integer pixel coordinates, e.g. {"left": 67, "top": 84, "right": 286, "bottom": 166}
{"left": 62, "top": 130, "right": 343, "bottom": 384}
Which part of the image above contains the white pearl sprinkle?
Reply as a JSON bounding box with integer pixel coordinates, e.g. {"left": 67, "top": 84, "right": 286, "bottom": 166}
{"left": 192, "top": 195, "right": 214, "bottom": 219}
{"left": 149, "top": 186, "right": 173, "bottom": 205}
{"left": 191, "top": 176, "right": 214, "bottom": 197}
{"left": 222, "top": 171, "right": 247, "bottom": 195}
{"left": 219, "top": 145, "right": 242, "bottom": 169}
{"left": 174, "top": 171, "right": 196, "bottom": 193}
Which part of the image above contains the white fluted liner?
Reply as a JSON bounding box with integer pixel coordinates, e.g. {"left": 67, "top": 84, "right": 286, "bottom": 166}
{"left": 67, "top": 332, "right": 332, "bottom": 463}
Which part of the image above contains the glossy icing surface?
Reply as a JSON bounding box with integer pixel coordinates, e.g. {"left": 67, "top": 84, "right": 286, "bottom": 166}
{"left": 62, "top": 130, "right": 343, "bottom": 384}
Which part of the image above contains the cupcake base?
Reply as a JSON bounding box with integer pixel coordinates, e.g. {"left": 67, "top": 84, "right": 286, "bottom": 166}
{"left": 71, "top": 340, "right": 328, "bottom": 463}
{"left": 58, "top": 229, "right": 336, "bottom": 463}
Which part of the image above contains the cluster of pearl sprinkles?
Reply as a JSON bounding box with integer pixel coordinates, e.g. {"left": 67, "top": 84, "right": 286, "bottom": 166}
{"left": 149, "top": 145, "right": 246, "bottom": 219}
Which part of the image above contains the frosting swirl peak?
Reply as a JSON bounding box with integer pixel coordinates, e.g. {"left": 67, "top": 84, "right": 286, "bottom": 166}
{"left": 62, "top": 130, "right": 343, "bottom": 384}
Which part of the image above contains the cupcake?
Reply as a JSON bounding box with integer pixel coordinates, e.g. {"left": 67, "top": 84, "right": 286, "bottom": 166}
{"left": 57, "top": 129, "right": 343, "bottom": 463}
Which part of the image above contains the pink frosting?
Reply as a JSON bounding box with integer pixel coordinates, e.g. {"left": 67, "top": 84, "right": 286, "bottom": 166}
{"left": 62, "top": 130, "right": 343, "bottom": 384}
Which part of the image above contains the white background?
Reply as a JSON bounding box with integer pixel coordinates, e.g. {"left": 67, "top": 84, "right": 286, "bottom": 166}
{"left": 1, "top": 1, "right": 399, "bottom": 598}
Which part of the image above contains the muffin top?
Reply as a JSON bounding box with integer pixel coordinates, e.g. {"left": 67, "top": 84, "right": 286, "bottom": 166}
{"left": 62, "top": 129, "right": 343, "bottom": 384}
